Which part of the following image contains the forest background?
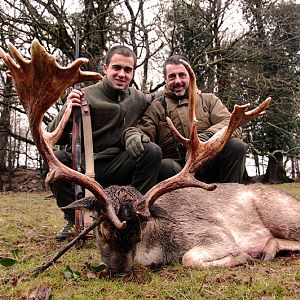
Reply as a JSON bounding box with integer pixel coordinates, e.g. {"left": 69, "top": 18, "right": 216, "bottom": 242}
{"left": 0, "top": 0, "right": 300, "bottom": 190}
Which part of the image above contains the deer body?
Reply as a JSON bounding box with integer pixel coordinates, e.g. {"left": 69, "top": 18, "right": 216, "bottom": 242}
{"left": 90, "top": 184, "right": 300, "bottom": 276}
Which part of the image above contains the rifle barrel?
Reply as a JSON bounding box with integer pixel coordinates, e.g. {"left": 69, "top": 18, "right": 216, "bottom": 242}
{"left": 72, "top": 31, "right": 83, "bottom": 200}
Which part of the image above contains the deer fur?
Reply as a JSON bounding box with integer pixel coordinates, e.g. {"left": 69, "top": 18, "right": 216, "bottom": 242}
{"left": 67, "top": 183, "right": 300, "bottom": 278}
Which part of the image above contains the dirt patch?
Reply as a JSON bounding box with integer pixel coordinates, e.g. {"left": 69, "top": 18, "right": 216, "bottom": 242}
{"left": 0, "top": 168, "right": 49, "bottom": 192}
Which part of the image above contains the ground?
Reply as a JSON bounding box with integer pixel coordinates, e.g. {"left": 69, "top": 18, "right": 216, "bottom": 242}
{"left": 0, "top": 182, "right": 300, "bottom": 299}
{"left": 0, "top": 168, "right": 49, "bottom": 192}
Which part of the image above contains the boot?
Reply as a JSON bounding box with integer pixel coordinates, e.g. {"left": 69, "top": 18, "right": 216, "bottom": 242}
{"left": 56, "top": 220, "right": 75, "bottom": 242}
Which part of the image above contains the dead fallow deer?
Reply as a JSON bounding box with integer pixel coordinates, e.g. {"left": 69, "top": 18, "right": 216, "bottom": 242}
{"left": 1, "top": 40, "right": 299, "bottom": 280}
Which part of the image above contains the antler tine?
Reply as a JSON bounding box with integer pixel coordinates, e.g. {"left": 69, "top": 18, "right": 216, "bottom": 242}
{"left": 188, "top": 97, "right": 271, "bottom": 173}
{"left": 0, "top": 39, "right": 126, "bottom": 229}
{"left": 140, "top": 60, "right": 270, "bottom": 217}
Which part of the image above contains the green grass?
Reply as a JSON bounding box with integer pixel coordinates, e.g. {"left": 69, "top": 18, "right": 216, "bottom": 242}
{"left": 0, "top": 184, "right": 300, "bottom": 300}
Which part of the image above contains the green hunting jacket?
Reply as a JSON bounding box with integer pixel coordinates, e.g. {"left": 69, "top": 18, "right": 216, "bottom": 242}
{"left": 125, "top": 86, "right": 242, "bottom": 160}
{"left": 48, "top": 76, "right": 148, "bottom": 159}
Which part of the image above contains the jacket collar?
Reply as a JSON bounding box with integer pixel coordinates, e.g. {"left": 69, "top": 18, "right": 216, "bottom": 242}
{"left": 164, "top": 86, "right": 189, "bottom": 105}
{"left": 102, "top": 76, "right": 128, "bottom": 102}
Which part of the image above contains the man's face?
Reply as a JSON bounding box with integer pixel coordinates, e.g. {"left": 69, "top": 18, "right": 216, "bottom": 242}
{"left": 164, "top": 63, "right": 190, "bottom": 97}
{"left": 103, "top": 54, "right": 135, "bottom": 91}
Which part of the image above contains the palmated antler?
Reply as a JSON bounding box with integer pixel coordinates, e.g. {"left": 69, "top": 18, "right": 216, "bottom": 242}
{"left": 0, "top": 39, "right": 125, "bottom": 229}
{"left": 142, "top": 59, "right": 271, "bottom": 214}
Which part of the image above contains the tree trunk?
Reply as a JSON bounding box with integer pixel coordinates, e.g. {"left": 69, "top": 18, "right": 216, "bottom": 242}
{"left": 0, "top": 77, "right": 13, "bottom": 171}
{"left": 263, "top": 152, "right": 294, "bottom": 183}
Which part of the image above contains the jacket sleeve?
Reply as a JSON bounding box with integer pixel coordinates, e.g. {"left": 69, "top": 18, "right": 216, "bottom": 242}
{"left": 123, "top": 100, "right": 164, "bottom": 145}
{"left": 137, "top": 100, "right": 165, "bottom": 142}
{"left": 204, "top": 94, "right": 242, "bottom": 139}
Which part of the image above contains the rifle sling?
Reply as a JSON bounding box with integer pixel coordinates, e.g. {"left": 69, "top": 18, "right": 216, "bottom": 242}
{"left": 81, "top": 97, "right": 95, "bottom": 197}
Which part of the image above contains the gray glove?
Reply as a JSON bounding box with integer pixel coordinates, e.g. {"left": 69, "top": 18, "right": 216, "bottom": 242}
{"left": 125, "top": 133, "right": 150, "bottom": 158}
{"left": 198, "top": 131, "right": 214, "bottom": 142}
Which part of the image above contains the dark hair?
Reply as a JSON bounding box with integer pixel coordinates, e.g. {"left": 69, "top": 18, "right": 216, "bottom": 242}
{"left": 163, "top": 54, "right": 189, "bottom": 76}
{"left": 105, "top": 45, "right": 137, "bottom": 69}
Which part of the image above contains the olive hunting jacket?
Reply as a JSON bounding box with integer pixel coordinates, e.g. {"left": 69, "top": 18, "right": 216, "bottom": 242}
{"left": 48, "top": 76, "right": 148, "bottom": 159}
{"left": 125, "top": 86, "right": 242, "bottom": 160}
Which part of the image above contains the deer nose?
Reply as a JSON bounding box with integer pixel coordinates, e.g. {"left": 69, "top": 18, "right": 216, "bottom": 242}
{"left": 101, "top": 267, "right": 133, "bottom": 281}
{"left": 114, "top": 271, "right": 133, "bottom": 281}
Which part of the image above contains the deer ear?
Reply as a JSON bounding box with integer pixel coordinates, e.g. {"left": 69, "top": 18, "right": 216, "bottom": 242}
{"left": 61, "top": 196, "right": 99, "bottom": 211}
{"left": 137, "top": 211, "right": 151, "bottom": 223}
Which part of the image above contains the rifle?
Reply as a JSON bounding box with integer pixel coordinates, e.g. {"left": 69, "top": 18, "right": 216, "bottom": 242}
{"left": 71, "top": 32, "right": 85, "bottom": 236}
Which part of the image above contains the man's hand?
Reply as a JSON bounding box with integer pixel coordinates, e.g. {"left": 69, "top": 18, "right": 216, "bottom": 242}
{"left": 125, "top": 133, "right": 150, "bottom": 158}
{"left": 67, "top": 89, "right": 83, "bottom": 108}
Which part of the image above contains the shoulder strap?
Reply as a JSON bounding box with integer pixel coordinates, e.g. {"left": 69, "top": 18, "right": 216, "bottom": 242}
{"left": 159, "top": 94, "right": 168, "bottom": 116}
{"left": 159, "top": 95, "right": 184, "bottom": 161}
{"left": 80, "top": 97, "right": 95, "bottom": 197}
{"left": 78, "top": 97, "right": 95, "bottom": 230}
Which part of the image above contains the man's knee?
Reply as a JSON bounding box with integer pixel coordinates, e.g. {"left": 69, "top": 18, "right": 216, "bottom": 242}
{"left": 158, "top": 158, "right": 182, "bottom": 182}
{"left": 143, "top": 142, "right": 162, "bottom": 162}
{"left": 54, "top": 150, "right": 72, "bottom": 165}
{"left": 224, "top": 138, "right": 248, "bottom": 160}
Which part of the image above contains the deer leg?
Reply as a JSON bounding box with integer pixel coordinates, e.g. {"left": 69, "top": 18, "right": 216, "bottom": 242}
{"left": 182, "top": 228, "right": 254, "bottom": 269}
{"left": 262, "top": 238, "right": 300, "bottom": 261}
{"left": 182, "top": 246, "right": 253, "bottom": 269}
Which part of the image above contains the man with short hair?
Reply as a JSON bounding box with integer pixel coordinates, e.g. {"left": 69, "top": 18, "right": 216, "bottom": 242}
{"left": 48, "top": 45, "right": 162, "bottom": 241}
{"left": 124, "top": 54, "right": 247, "bottom": 184}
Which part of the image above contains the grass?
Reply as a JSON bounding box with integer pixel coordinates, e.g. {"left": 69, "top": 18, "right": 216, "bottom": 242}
{"left": 0, "top": 183, "right": 300, "bottom": 300}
